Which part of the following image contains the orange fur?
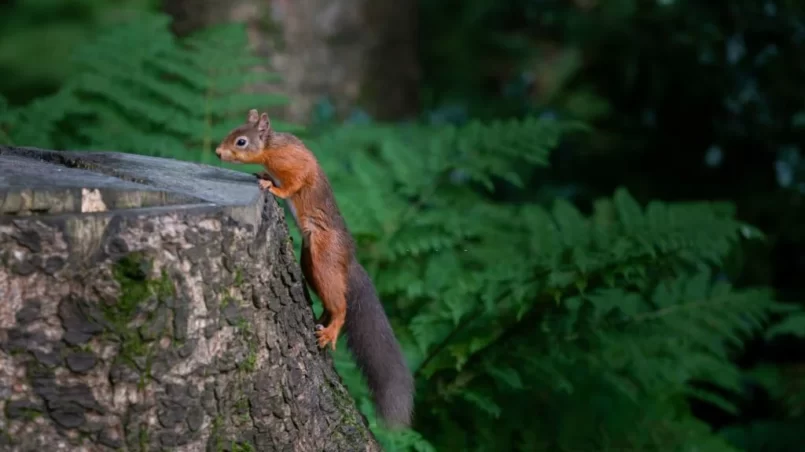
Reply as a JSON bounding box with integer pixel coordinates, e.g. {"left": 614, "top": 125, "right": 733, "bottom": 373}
{"left": 215, "top": 111, "right": 352, "bottom": 350}
{"left": 303, "top": 231, "right": 349, "bottom": 349}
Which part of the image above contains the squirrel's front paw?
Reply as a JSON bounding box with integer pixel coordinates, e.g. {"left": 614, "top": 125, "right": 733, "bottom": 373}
{"left": 258, "top": 179, "right": 274, "bottom": 191}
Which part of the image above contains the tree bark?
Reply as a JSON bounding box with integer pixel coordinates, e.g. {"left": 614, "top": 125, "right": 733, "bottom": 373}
{"left": 0, "top": 146, "right": 380, "bottom": 452}
{"left": 163, "top": 0, "right": 420, "bottom": 123}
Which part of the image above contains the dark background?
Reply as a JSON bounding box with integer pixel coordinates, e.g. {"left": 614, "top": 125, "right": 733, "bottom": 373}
{"left": 2, "top": 1, "right": 804, "bottom": 451}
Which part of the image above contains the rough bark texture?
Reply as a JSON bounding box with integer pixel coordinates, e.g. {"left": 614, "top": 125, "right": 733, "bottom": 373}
{"left": 0, "top": 146, "right": 380, "bottom": 452}
{"left": 163, "top": 0, "right": 419, "bottom": 123}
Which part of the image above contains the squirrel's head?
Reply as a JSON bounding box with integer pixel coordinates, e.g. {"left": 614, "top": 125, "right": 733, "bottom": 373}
{"left": 215, "top": 109, "right": 272, "bottom": 164}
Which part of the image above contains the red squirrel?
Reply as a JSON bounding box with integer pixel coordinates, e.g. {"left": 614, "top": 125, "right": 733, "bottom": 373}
{"left": 214, "top": 109, "right": 414, "bottom": 427}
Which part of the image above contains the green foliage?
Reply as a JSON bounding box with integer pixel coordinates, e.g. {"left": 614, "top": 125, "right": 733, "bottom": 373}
{"left": 416, "top": 2, "right": 805, "bottom": 448}
{"left": 766, "top": 312, "right": 805, "bottom": 340}
{"left": 0, "top": 11, "right": 300, "bottom": 168}
{"left": 719, "top": 362, "right": 805, "bottom": 452}
{"left": 0, "top": 0, "right": 159, "bottom": 104}
{"left": 720, "top": 418, "right": 805, "bottom": 452}
{"left": 294, "top": 119, "right": 796, "bottom": 451}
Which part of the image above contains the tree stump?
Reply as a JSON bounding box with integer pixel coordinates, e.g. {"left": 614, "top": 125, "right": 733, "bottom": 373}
{"left": 0, "top": 146, "right": 379, "bottom": 452}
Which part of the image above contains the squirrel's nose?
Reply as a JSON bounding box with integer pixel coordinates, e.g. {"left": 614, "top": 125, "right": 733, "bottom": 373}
{"left": 214, "top": 147, "right": 223, "bottom": 158}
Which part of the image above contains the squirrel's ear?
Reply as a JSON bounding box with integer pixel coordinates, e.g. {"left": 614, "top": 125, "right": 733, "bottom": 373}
{"left": 247, "top": 109, "right": 259, "bottom": 125}
{"left": 257, "top": 113, "right": 271, "bottom": 139}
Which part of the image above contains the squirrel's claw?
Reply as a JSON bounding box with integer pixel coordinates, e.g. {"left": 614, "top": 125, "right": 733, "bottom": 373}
{"left": 258, "top": 179, "right": 274, "bottom": 190}
{"left": 315, "top": 326, "right": 338, "bottom": 350}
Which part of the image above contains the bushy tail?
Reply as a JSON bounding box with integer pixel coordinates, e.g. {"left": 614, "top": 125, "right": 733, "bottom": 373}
{"left": 344, "top": 259, "right": 414, "bottom": 428}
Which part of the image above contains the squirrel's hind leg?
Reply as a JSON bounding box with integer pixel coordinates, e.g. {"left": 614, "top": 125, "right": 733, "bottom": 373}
{"left": 301, "top": 242, "right": 329, "bottom": 328}
{"left": 301, "top": 235, "right": 348, "bottom": 350}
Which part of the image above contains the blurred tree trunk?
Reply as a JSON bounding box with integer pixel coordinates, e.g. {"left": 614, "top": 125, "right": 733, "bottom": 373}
{"left": 163, "top": 0, "right": 419, "bottom": 123}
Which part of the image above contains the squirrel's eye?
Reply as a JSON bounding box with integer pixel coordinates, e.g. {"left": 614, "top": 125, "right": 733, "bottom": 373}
{"left": 235, "top": 137, "right": 248, "bottom": 148}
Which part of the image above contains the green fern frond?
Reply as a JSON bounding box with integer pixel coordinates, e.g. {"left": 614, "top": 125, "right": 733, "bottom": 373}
{"left": 3, "top": 11, "right": 296, "bottom": 159}
{"left": 313, "top": 113, "right": 790, "bottom": 450}
{"left": 766, "top": 312, "right": 805, "bottom": 339}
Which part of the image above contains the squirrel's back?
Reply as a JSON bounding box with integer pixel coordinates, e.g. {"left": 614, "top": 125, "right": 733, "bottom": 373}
{"left": 344, "top": 258, "right": 415, "bottom": 427}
